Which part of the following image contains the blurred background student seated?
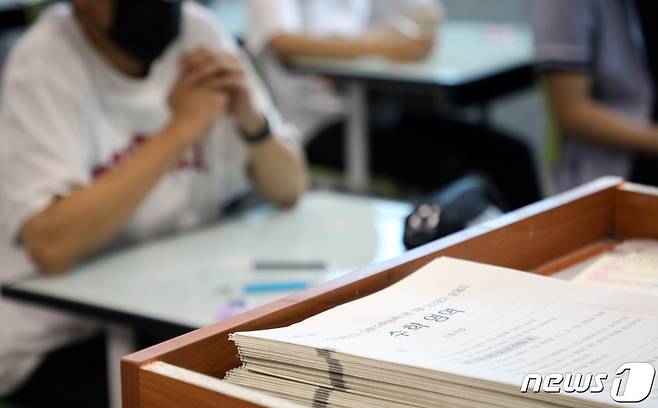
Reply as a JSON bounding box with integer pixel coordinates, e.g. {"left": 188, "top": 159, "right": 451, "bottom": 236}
{"left": 531, "top": 0, "right": 658, "bottom": 191}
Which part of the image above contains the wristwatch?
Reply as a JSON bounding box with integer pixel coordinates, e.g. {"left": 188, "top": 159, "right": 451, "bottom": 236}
{"left": 239, "top": 117, "right": 272, "bottom": 144}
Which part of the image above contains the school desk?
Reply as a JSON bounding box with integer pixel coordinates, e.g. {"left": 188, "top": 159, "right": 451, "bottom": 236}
{"left": 289, "top": 22, "right": 534, "bottom": 191}
{"left": 206, "top": 0, "right": 246, "bottom": 40}
{"left": 2, "top": 190, "right": 411, "bottom": 408}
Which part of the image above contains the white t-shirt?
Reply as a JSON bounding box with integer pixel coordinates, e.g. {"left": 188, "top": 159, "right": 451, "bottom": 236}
{"left": 247, "top": 0, "right": 442, "bottom": 141}
{"left": 0, "top": 2, "right": 296, "bottom": 395}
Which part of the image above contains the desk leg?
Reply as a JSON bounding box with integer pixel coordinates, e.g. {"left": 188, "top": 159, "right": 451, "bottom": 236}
{"left": 345, "top": 81, "right": 370, "bottom": 192}
{"left": 106, "top": 325, "right": 135, "bottom": 408}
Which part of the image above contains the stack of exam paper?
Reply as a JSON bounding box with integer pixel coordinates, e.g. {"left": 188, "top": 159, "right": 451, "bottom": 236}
{"left": 226, "top": 258, "right": 658, "bottom": 407}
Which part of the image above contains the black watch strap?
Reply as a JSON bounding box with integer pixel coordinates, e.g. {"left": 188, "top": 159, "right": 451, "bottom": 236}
{"left": 239, "top": 117, "right": 272, "bottom": 144}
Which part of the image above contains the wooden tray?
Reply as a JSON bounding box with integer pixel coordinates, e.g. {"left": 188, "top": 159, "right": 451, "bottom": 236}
{"left": 122, "top": 177, "right": 658, "bottom": 407}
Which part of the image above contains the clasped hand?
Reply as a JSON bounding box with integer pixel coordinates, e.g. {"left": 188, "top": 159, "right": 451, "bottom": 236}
{"left": 168, "top": 48, "right": 264, "bottom": 143}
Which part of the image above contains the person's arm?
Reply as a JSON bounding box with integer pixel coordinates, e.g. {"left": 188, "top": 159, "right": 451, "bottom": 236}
{"left": 248, "top": 134, "right": 308, "bottom": 207}
{"left": 544, "top": 71, "right": 658, "bottom": 154}
{"left": 247, "top": 0, "right": 435, "bottom": 62}
{"left": 269, "top": 33, "right": 433, "bottom": 62}
{"left": 233, "top": 106, "right": 307, "bottom": 207}
{"left": 21, "top": 63, "right": 231, "bottom": 275}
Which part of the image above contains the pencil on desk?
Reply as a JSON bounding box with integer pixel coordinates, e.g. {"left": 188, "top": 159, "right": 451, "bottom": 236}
{"left": 254, "top": 261, "right": 326, "bottom": 271}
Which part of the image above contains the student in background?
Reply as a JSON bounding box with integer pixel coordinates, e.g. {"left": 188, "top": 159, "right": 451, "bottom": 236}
{"left": 531, "top": 0, "right": 658, "bottom": 191}
{"left": 248, "top": 0, "right": 541, "bottom": 209}
{"left": 247, "top": 0, "right": 443, "bottom": 143}
{"left": 0, "top": 0, "right": 306, "bottom": 405}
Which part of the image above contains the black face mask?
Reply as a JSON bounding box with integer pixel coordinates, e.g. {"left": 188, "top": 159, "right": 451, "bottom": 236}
{"left": 109, "top": 0, "right": 183, "bottom": 69}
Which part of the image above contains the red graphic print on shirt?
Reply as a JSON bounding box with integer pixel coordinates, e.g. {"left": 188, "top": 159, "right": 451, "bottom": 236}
{"left": 92, "top": 133, "right": 207, "bottom": 179}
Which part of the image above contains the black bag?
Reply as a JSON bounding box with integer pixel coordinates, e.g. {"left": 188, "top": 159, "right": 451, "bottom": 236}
{"left": 403, "top": 175, "right": 508, "bottom": 249}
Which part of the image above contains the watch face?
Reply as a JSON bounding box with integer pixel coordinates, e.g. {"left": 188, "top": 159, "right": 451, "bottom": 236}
{"left": 242, "top": 119, "right": 271, "bottom": 144}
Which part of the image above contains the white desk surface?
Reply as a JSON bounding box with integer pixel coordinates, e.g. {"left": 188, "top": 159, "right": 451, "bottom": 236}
{"left": 0, "top": 0, "right": 34, "bottom": 6}
{"left": 291, "top": 22, "right": 533, "bottom": 86}
{"left": 7, "top": 191, "right": 411, "bottom": 329}
{"left": 207, "top": 0, "right": 246, "bottom": 40}
{"left": 0, "top": 0, "right": 42, "bottom": 10}
{"left": 202, "top": 2, "right": 532, "bottom": 87}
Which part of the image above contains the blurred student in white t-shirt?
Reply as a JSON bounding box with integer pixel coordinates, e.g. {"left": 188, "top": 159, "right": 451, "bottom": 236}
{"left": 247, "top": 0, "right": 541, "bottom": 208}
{"left": 247, "top": 0, "right": 443, "bottom": 141}
{"left": 0, "top": 0, "right": 307, "bottom": 405}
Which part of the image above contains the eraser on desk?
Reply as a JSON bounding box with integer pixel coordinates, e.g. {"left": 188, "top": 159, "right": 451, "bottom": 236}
{"left": 216, "top": 299, "right": 247, "bottom": 320}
